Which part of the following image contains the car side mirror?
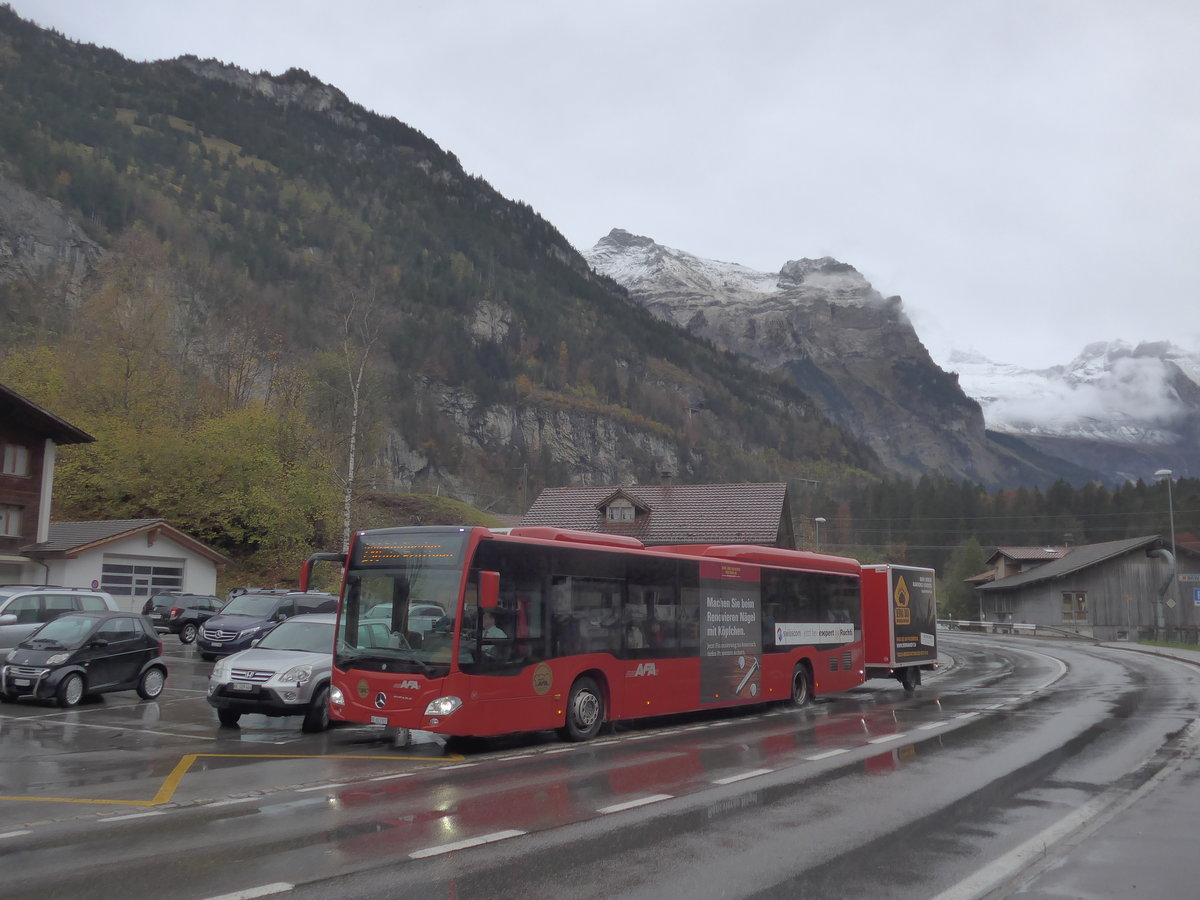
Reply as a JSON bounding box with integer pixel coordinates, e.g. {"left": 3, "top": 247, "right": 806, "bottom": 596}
{"left": 0, "top": 613, "right": 16, "bottom": 626}
{"left": 89, "top": 638, "right": 109, "bottom": 648}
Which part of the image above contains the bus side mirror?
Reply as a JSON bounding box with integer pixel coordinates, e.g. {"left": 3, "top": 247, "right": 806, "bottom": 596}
{"left": 479, "top": 570, "right": 500, "bottom": 609}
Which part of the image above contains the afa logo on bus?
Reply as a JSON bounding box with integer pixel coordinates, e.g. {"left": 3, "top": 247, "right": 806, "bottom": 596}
{"left": 627, "top": 663, "right": 659, "bottom": 677}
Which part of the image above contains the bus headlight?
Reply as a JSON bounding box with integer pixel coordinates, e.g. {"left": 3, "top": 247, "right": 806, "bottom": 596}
{"left": 330, "top": 685, "right": 345, "bottom": 707}
{"left": 424, "top": 696, "right": 462, "bottom": 716}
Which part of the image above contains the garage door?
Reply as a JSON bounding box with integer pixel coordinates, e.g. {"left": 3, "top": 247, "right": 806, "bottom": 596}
{"left": 101, "top": 559, "right": 184, "bottom": 601}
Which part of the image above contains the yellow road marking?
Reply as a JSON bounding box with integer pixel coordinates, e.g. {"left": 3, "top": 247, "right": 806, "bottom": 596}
{"left": 0, "top": 752, "right": 462, "bottom": 807}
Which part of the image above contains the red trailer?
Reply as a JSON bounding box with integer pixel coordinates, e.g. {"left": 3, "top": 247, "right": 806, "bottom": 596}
{"left": 861, "top": 564, "right": 938, "bottom": 690}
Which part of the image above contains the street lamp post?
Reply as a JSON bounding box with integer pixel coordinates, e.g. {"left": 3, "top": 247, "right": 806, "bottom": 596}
{"left": 814, "top": 517, "right": 826, "bottom": 551}
{"left": 1154, "top": 468, "right": 1178, "bottom": 639}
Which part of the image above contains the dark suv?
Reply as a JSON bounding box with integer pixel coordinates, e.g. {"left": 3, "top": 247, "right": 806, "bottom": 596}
{"left": 196, "top": 591, "right": 338, "bottom": 661}
{"left": 1, "top": 610, "right": 167, "bottom": 707}
{"left": 145, "top": 593, "right": 224, "bottom": 643}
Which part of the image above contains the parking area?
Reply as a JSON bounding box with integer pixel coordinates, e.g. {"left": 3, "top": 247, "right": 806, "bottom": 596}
{"left": 0, "top": 637, "right": 459, "bottom": 824}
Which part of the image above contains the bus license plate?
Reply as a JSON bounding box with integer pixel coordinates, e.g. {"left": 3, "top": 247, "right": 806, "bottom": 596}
{"left": 371, "top": 715, "right": 387, "bottom": 725}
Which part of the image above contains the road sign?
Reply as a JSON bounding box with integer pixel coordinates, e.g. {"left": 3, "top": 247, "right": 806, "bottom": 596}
{"left": 1194, "top": 588, "right": 1200, "bottom": 607}
{"left": 1179, "top": 573, "right": 1200, "bottom": 583}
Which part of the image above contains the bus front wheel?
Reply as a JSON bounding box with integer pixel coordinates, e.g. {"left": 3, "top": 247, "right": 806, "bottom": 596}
{"left": 790, "top": 664, "right": 812, "bottom": 707}
{"left": 560, "top": 676, "right": 604, "bottom": 742}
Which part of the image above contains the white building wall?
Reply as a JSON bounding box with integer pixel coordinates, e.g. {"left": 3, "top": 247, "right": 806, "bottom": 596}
{"left": 43, "top": 532, "right": 219, "bottom": 613}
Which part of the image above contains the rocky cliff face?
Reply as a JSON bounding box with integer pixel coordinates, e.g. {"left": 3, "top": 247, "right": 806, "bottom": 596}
{"left": 586, "top": 229, "right": 1081, "bottom": 488}
{"left": 0, "top": 171, "right": 102, "bottom": 297}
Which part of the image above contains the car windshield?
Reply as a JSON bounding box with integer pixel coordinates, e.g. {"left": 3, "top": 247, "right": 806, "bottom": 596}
{"left": 257, "top": 620, "right": 335, "bottom": 653}
{"left": 220, "top": 594, "right": 282, "bottom": 616}
{"left": 25, "top": 614, "right": 95, "bottom": 647}
{"left": 148, "top": 594, "right": 176, "bottom": 610}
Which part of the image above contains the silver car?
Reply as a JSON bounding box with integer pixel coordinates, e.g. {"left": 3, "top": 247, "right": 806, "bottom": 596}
{"left": 205, "top": 613, "right": 341, "bottom": 732}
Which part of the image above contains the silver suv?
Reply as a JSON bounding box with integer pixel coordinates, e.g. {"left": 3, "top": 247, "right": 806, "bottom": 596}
{"left": 206, "top": 613, "right": 342, "bottom": 732}
{"left": 0, "top": 585, "right": 120, "bottom": 650}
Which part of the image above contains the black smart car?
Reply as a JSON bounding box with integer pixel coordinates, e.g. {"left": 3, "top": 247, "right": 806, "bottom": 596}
{"left": 0, "top": 611, "right": 167, "bottom": 707}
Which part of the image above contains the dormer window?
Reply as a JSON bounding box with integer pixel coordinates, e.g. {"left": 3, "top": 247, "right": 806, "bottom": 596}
{"left": 606, "top": 499, "right": 635, "bottom": 523}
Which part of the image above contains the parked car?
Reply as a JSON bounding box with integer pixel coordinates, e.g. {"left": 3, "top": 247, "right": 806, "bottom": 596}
{"left": 0, "top": 610, "right": 167, "bottom": 707}
{"left": 364, "top": 601, "right": 446, "bottom": 635}
{"left": 146, "top": 593, "right": 224, "bottom": 643}
{"left": 0, "top": 585, "right": 120, "bottom": 650}
{"left": 197, "top": 591, "right": 338, "bottom": 661}
{"left": 207, "top": 613, "right": 345, "bottom": 732}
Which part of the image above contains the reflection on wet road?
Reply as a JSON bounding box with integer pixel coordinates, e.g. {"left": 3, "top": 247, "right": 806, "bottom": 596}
{"left": 1, "top": 635, "right": 1196, "bottom": 900}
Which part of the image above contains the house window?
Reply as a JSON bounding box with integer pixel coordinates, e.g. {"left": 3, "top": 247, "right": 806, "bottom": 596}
{"left": 1062, "top": 591, "right": 1087, "bottom": 623}
{"left": 0, "top": 504, "right": 22, "bottom": 537}
{"left": 606, "top": 499, "right": 635, "bottom": 523}
{"left": 2, "top": 443, "right": 29, "bottom": 476}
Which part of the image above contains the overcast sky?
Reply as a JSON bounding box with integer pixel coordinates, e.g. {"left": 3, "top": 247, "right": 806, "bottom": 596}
{"left": 9, "top": 0, "right": 1199, "bottom": 369}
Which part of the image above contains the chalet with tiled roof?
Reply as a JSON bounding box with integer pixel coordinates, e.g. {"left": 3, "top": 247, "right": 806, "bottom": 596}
{"left": 0, "top": 383, "right": 94, "bottom": 582}
{"left": 974, "top": 535, "right": 1200, "bottom": 641}
{"left": 520, "top": 483, "right": 796, "bottom": 548}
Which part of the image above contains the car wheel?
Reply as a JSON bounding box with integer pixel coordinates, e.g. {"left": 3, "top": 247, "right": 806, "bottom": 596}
{"left": 137, "top": 666, "right": 166, "bottom": 699}
{"left": 301, "top": 684, "right": 331, "bottom": 733}
{"left": 179, "top": 622, "right": 198, "bottom": 644}
{"left": 558, "top": 675, "right": 604, "bottom": 742}
{"left": 217, "top": 708, "right": 241, "bottom": 727}
{"left": 201, "top": 652, "right": 216, "bottom": 662}
{"left": 57, "top": 672, "right": 86, "bottom": 708}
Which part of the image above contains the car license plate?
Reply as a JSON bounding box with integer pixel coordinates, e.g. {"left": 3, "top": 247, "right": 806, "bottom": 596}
{"left": 231, "top": 682, "right": 254, "bottom": 692}
{"left": 13, "top": 678, "right": 30, "bottom": 687}
{"left": 209, "top": 642, "right": 223, "bottom": 648}
{"left": 371, "top": 715, "right": 388, "bottom": 725}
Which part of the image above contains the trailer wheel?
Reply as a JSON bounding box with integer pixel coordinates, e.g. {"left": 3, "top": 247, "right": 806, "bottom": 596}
{"left": 898, "top": 667, "right": 919, "bottom": 692}
{"left": 790, "top": 663, "right": 812, "bottom": 707}
{"left": 560, "top": 675, "right": 604, "bottom": 741}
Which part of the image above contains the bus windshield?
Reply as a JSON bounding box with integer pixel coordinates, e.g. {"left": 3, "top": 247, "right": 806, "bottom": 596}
{"left": 336, "top": 529, "right": 471, "bottom": 677}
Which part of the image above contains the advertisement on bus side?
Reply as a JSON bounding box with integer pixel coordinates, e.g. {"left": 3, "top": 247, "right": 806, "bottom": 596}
{"left": 699, "top": 561, "right": 762, "bottom": 703}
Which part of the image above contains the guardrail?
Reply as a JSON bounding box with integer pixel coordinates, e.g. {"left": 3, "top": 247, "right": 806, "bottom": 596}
{"left": 937, "top": 619, "right": 1094, "bottom": 640}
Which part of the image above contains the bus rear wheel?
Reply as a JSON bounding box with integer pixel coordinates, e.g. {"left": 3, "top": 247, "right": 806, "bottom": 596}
{"left": 790, "top": 664, "right": 812, "bottom": 707}
{"left": 560, "top": 676, "right": 604, "bottom": 742}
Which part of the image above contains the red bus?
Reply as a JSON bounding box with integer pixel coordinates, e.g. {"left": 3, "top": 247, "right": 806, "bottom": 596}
{"left": 316, "top": 525, "right": 864, "bottom": 741}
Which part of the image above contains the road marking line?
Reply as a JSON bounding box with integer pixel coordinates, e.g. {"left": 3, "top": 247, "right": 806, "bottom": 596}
{"left": 438, "top": 762, "right": 478, "bottom": 770}
{"left": 806, "top": 748, "right": 850, "bottom": 760}
{"left": 541, "top": 747, "right": 576, "bottom": 754}
{"left": 208, "top": 797, "right": 258, "bottom": 808}
{"left": 201, "top": 882, "right": 294, "bottom": 899}
{"left": 597, "top": 794, "right": 673, "bottom": 814}
{"left": 713, "top": 768, "right": 774, "bottom": 785}
{"left": 409, "top": 829, "right": 526, "bottom": 858}
{"left": 296, "top": 781, "right": 353, "bottom": 792}
{"left": 0, "top": 830, "right": 31, "bottom": 839}
{"left": 369, "top": 772, "right": 414, "bottom": 781}
{"left": 101, "top": 810, "right": 166, "bottom": 822}
{"left": 866, "top": 733, "right": 906, "bottom": 744}
{"left": 953, "top": 711, "right": 981, "bottom": 720}
{"left": 916, "top": 721, "right": 946, "bottom": 730}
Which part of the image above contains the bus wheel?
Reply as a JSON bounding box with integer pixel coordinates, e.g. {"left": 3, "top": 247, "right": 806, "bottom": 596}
{"left": 790, "top": 664, "right": 812, "bottom": 707}
{"left": 898, "top": 667, "right": 918, "bottom": 692}
{"left": 560, "top": 676, "right": 604, "bottom": 741}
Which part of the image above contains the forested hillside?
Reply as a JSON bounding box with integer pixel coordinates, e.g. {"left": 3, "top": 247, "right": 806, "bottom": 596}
{"left": 0, "top": 7, "right": 874, "bottom": 581}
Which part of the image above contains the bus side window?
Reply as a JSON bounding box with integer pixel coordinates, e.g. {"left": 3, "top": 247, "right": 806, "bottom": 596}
{"left": 627, "top": 557, "right": 679, "bottom": 657}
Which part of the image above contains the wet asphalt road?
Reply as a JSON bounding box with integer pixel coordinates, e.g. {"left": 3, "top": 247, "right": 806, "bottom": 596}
{"left": 1, "top": 634, "right": 1198, "bottom": 899}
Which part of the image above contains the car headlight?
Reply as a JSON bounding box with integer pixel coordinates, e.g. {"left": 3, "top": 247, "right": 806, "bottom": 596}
{"left": 330, "top": 685, "right": 345, "bottom": 707}
{"left": 211, "top": 658, "right": 230, "bottom": 680}
{"left": 280, "top": 664, "right": 312, "bottom": 684}
{"left": 46, "top": 652, "right": 70, "bottom": 666}
{"left": 423, "top": 696, "right": 462, "bottom": 716}
{"left": 238, "top": 625, "right": 263, "bottom": 639}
